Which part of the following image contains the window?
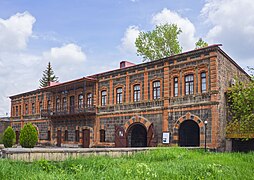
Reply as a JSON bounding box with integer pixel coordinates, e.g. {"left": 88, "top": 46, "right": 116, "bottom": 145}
{"left": 201, "top": 72, "right": 207, "bottom": 93}
{"left": 153, "top": 81, "right": 160, "bottom": 99}
{"left": 87, "top": 93, "right": 92, "bottom": 107}
{"left": 47, "top": 100, "right": 51, "bottom": 111}
{"left": 100, "top": 129, "right": 105, "bottom": 142}
{"left": 25, "top": 104, "right": 28, "bottom": 114}
{"left": 116, "top": 88, "right": 123, "bottom": 104}
{"left": 185, "top": 74, "right": 194, "bottom": 95}
{"left": 15, "top": 106, "right": 18, "bottom": 116}
{"left": 133, "top": 85, "right": 140, "bottom": 102}
{"left": 39, "top": 102, "right": 43, "bottom": 113}
{"left": 32, "top": 103, "right": 35, "bottom": 114}
{"left": 78, "top": 94, "right": 83, "bottom": 109}
{"left": 75, "top": 130, "right": 80, "bottom": 142}
{"left": 101, "top": 90, "right": 107, "bottom": 106}
{"left": 64, "top": 130, "right": 68, "bottom": 141}
{"left": 47, "top": 130, "right": 51, "bottom": 141}
{"left": 174, "top": 77, "right": 178, "bottom": 97}
{"left": 62, "top": 97, "right": 67, "bottom": 111}
{"left": 56, "top": 98, "right": 60, "bottom": 112}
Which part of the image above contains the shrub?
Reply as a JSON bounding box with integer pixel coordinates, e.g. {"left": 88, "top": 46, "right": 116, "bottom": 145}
{"left": 3, "top": 126, "right": 16, "bottom": 148}
{"left": 20, "top": 123, "right": 38, "bottom": 148}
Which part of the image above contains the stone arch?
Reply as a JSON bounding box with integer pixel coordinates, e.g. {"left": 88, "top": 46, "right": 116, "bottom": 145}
{"left": 123, "top": 115, "right": 151, "bottom": 132}
{"left": 173, "top": 112, "right": 205, "bottom": 146}
{"left": 82, "top": 126, "right": 94, "bottom": 147}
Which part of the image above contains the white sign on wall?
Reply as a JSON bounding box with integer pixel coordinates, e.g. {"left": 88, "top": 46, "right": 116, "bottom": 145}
{"left": 162, "top": 132, "right": 170, "bottom": 144}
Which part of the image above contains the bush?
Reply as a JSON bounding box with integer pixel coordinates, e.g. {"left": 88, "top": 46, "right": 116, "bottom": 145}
{"left": 20, "top": 123, "right": 38, "bottom": 148}
{"left": 3, "top": 126, "right": 16, "bottom": 148}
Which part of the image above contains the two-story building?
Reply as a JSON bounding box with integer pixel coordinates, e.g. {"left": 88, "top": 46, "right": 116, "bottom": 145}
{"left": 9, "top": 44, "right": 250, "bottom": 151}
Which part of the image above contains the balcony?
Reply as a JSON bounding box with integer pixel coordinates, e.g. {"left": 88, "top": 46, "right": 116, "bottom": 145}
{"left": 41, "top": 105, "right": 96, "bottom": 119}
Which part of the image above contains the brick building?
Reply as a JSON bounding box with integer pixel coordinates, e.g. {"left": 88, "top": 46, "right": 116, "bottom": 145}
{"left": 9, "top": 44, "right": 250, "bottom": 151}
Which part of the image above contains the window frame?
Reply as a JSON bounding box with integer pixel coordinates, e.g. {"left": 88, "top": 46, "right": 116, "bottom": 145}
{"left": 56, "top": 98, "right": 60, "bottom": 112}
{"left": 174, "top": 77, "right": 178, "bottom": 97}
{"left": 185, "top": 74, "right": 194, "bottom": 95}
{"left": 201, "top": 72, "right": 207, "bottom": 93}
{"left": 101, "top": 90, "right": 107, "bottom": 106}
{"left": 78, "top": 94, "right": 83, "bottom": 109}
{"left": 100, "top": 129, "right": 106, "bottom": 142}
{"left": 87, "top": 93, "right": 92, "bottom": 107}
{"left": 116, "top": 87, "right": 123, "bottom": 104}
{"left": 133, "top": 84, "right": 141, "bottom": 102}
{"left": 32, "top": 103, "right": 35, "bottom": 114}
{"left": 153, "top": 81, "right": 160, "bottom": 100}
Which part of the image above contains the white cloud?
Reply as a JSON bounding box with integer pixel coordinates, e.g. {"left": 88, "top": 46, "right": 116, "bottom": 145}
{"left": 0, "top": 11, "right": 35, "bottom": 52}
{"left": 151, "top": 8, "right": 197, "bottom": 51}
{"left": 201, "top": 0, "right": 254, "bottom": 66}
{"left": 120, "top": 26, "right": 140, "bottom": 54}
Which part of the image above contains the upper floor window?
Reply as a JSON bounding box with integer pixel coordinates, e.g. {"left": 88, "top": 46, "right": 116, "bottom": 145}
{"left": 78, "top": 94, "right": 83, "bottom": 109}
{"left": 133, "top": 85, "right": 140, "bottom": 102}
{"left": 62, "top": 97, "right": 67, "bottom": 111}
{"left": 185, "top": 74, "right": 194, "bottom": 95}
{"left": 25, "top": 104, "right": 28, "bottom": 114}
{"left": 116, "top": 88, "right": 123, "bottom": 104}
{"left": 153, "top": 81, "right": 160, "bottom": 99}
{"left": 56, "top": 98, "right": 60, "bottom": 112}
{"left": 201, "top": 72, "right": 207, "bottom": 93}
{"left": 32, "top": 103, "right": 35, "bottom": 114}
{"left": 87, "top": 93, "right": 92, "bottom": 107}
{"left": 39, "top": 102, "right": 43, "bottom": 112}
{"left": 174, "top": 77, "right": 178, "bottom": 97}
{"left": 47, "top": 100, "right": 51, "bottom": 111}
{"left": 15, "top": 106, "right": 18, "bottom": 116}
{"left": 101, "top": 90, "right": 107, "bottom": 106}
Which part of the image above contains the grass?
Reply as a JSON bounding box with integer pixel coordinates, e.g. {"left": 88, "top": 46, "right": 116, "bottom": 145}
{"left": 0, "top": 148, "right": 254, "bottom": 179}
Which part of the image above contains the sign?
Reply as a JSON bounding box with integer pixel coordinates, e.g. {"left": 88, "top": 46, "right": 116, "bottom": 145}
{"left": 162, "top": 132, "right": 170, "bottom": 144}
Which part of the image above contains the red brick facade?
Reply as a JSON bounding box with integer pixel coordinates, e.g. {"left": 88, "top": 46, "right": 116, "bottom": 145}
{"left": 9, "top": 45, "right": 250, "bottom": 150}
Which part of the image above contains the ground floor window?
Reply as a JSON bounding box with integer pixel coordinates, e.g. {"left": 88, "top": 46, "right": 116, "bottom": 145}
{"left": 64, "top": 130, "right": 68, "bottom": 141}
{"left": 75, "top": 130, "right": 80, "bottom": 142}
{"left": 48, "top": 130, "right": 51, "bottom": 141}
{"left": 100, "top": 129, "right": 105, "bottom": 142}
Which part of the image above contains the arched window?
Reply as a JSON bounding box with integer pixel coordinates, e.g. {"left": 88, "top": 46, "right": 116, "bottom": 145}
{"left": 174, "top": 77, "right": 178, "bottom": 97}
{"left": 62, "top": 97, "right": 67, "bottom": 111}
{"left": 32, "top": 103, "right": 35, "bottom": 114}
{"left": 47, "top": 100, "right": 51, "bottom": 111}
{"left": 78, "top": 94, "right": 83, "bottom": 109}
{"left": 56, "top": 98, "right": 60, "bottom": 112}
{"left": 100, "top": 129, "right": 106, "bottom": 142}
{"left": 116, "top": 88, "right": 123, "bottom": 104}
{"left": 201, "top": 72, "right": 207, "bottom": 93}
{"left": 133, "top": 85, "right": 140, "bottom": 102}
{"left": 39, "top": 102, "right": 43, "bottom": 113}
{"left": 153, "top": 81, "right": 160, "bottom": 99}
{"left": 87, "top": 93, "right": 92, "bottom": 107}
{"left": 185, "top": 74, "right": 194, "bottom": 95}
{"left": 25, "top": 104, "right": 28, "bottom": 114}
{"left": 101, "top": 90, "right": 107, "bottom": 106}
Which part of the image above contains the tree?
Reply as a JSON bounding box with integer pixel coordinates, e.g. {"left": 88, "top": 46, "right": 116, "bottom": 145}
{"left": 195, "top": 38, "right": 208, "bottom": 49}
{"left": 39, "top": 62, "right": 59, "bottom": 88}
{"left": 20, "top": 123, "right": 38, "bottom": 148}
{"left": 3, "top": 126, "right": 16, "bottom": 148}
{"left": 135, "top": 24, "right": 182, "bottom": 62}
{"left": 226, "top": 74, "right": 254, "bottom": 139}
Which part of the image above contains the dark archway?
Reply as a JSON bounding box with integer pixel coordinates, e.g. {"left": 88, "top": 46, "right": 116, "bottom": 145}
{"left": 128, "top": 123, "right": 147, "bottom": 147}
{"left": 179, "top": 120, "right": 200, "bottom": 147}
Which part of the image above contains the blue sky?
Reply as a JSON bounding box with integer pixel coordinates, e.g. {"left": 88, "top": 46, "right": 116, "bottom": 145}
{"left": 0, "top": 0, "right": 254, "bottom": 115}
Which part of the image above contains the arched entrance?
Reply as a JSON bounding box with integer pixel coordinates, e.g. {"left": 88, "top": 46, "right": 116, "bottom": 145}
{"left": 128, "top": 123, "right": 147, "bottom": 147}
{"left": 179, "top": 120, "right": 200, "bottom": 147}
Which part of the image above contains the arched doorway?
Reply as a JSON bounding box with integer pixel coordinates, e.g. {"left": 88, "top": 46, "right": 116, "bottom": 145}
{"left": 128, "top": 123, "right": 147, "bottom": 147}
{"left": 179, "top": 120, "right": 200, "bottom": 147}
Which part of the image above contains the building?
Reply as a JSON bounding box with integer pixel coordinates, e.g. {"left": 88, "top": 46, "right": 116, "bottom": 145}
{"left": 9, "top": 44, "right": 250, "bottom": 151}
{"left": 0, "top": 117, "right": 10, "bottom": 135}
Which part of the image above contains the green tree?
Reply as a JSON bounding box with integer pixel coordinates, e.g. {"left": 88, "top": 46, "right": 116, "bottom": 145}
{"left": 20, "top": 123, "right": 38, "bottom": 148}
{"left": 195, "top": 38, "right": 208, "bottom": 49}
{"left": 39, "top": 62, "right": 59, "bottom": 88}
{"left": 3, "top": 126, "right": 16, "bottom": 148}
{"left": 135, "top": 24, "right": 182, "bottom": 62}
{"left": 226, "top": 76, "right": 254, "bottom": 138}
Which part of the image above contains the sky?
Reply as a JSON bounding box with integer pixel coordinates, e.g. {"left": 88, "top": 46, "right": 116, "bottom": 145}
{"left": 0, "top": 0, "right": 254, "bottom": 115}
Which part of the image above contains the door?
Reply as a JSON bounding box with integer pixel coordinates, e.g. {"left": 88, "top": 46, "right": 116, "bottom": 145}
{"left": 147, "top": 123, "right": 156, "bottom": 147}
{"left": 15, "top": 131, "right": 19, "bottom": 144}
{"left": 130, "top": 124, "right": 147, "bottom": 147}
{"left": 115, "top": 126, "right": 127, "bottom": 147}
{"left": 179, "top": 120, "right": 200, "bottom": 147}
{"left": 57, "top": 130, "right": 61, "bottom": 147}
{"left": 69, "top": 96, "right": 75, "bottom": 113}
{"left": 82, "top": 129, "right": 90, "bottom": 148}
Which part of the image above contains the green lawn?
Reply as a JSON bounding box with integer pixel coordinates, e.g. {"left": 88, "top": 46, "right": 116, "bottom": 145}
{"left": 0, "top": 148, "right": 253, "bottom": 180}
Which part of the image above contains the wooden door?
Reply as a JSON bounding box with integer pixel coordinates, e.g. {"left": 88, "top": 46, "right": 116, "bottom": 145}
{"left": 82, "top": 129, "right": 90, "bottom": 148}
{"left": 115, "top": 126, "right": 127, "bottom": 147}
{"left": 15, "top": 131, "right": 19, "bottom": 144}
{"left": 147, "top": 123, "right": 156, "bottom": 147}
{"left": 57, "top": 130, "right": 61, "bottom": 147}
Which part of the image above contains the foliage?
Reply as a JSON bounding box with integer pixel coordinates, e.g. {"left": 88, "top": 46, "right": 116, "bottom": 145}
{"left": 20, "top": 123, "right": 38, "bottom": 148}
{"left": 226, "top": 78, "right": 254, "bottom": 138}
{"left": 0, "top": 148, "right": 254, "bottom": 179}
{"left": 195, "top": 38, "right": 208, "bottom": 49}
{"left": 0, "top": 133, "right": 3, "bottom": 144}
{"left": 2, "top": 126, "right": 16, "bottom": 148}
{"left": 135, "top": 24, "right": 182, "bottom": 62}
{"left": 39, "top": 62, "right": 59, "bottom": 88}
